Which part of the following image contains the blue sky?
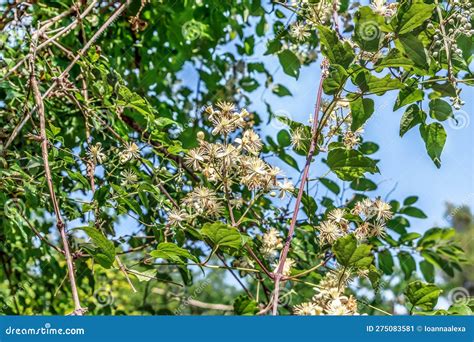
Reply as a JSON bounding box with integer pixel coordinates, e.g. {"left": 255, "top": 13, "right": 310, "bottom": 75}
{"left": 258, "top": 59, "right": 473, "bottom": 230}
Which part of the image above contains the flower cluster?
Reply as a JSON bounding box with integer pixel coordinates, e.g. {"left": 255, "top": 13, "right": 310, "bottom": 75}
{"left": 260, "top": 228, "right": 283, "bottom": 259}
{"left": 370, "top": 0, "right": 398, "bottom": 17}
{"left": 316, "top": 198, "right": 392, "bottom": 245}
{"left": 298, "top": 0, "right": 341, "bottom": 26}
{"left": 293, "top": 270, "right": 360, "bottom": 315}
{"left": 185, "top": 102, "right": 293, "bottom": 193}
{"left": 182, "top": 186, "right": 223, "bottom": 217}
{"left": 319, "top": 98, "right": 364, "bottom": 151}
{"left": 352, "top": 198, "right": 392, "bottom": 240}
{"left": 317, "top": 208, "right": 348, "bottom": 245}
{"left": 119, "top": 142, "right": 140, "bottom": 164}
{"left": 430, "top": 1, "right": 473, "bottom": 77}
{"left": 168, "top": 103, "right": 294, "bottom": 228}
{"left": 259, "top": 228, "right": 295, "bottom": 276}
{"left": 290, "top": 22, "right": 311, "bottom": 42}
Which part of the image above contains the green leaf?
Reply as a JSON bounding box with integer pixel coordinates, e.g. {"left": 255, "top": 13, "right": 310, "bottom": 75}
{"left": 93, "top": 186, "right": 110, "bottom": 206}
{"left": 396, "top": 4, "right": 435, "bottom": 35}
{"left": 277, "top": 130, "right": 291, "bottom": 147}
{"left": 350, "top": 97, "right": 374, "bottom": 131}
{"left": 394, "top": 87, "right": 423, "bottom": 111}
{"left": 399, "top": 232, "right": 421, "bottom": 244}
{"left": 301, "top": 192, "right": 317, "bottom": 219}
{"left": 378, "top": 249, "right": 394, "bottom": 275}
{"left": 265, "top": 39, "right": 282, "bottom": 55}
{"left": 376, "top": 48, "right": 415, "bottom": 69}
{"left": 419, "top": 260, "right": 435, "bottom": 283}
{"left": 150, "top": 243, "right": 198, "bottom": 263}
{"left": 354, "top": 71, "right": 402, "bottom": 95}
{"left": 201, "top": 222, "right": 244, "bottom": 250}
{"left": 318, "top": 25, "right": 355, "bottom": 68}
{"left": 399, "top": 104, "right": 426, "bottom": 137}
{"left": 333, "top": 234, "right": 373, "bottom": 268}
{"left": 400, "top": 206, "right": 427, "bottom": 218}
{"left": 272, "top": 84, "right": 292, "bottom": 97}
{"left": 419, "top": 123, "right": 447, "bottom": 168}
{"left": 398, "top": 251, "right": 416, "bottom": 280}
{"left": 421, "top": 250, "right": 455, "bottom": 277}
{"left": 278, "top": 49, "right": 301, "bottom": 79}
{"left": 359, "top": 142, "right": 379, "bottom": 155}
{"left": 353, "top": 6, "right": 385, "bottom": 52}
{"left": 239, "top": 77, "right": 259, "bottom": 92}
{"left": 405, "top": 281, "right": 442, "bottom": 311}
{"left": 48, "top": 123, "right": 61, "bottom": 137}
{"left": 278, "top": 151, "right": 300, "bottom": 171}
{"left": 319, "top": 177, "right": 340, "bottom": 195}
{"left": 429, "top": 99, "right": 453, "bottom": 121}
{"left": 403, "top": 196, "right": 419, "bottom": 206}
{"left": 323, "top": 65, "right": 348, "bottom": 95}
{"left": 131, "top": 269, "right": 157, "bottom": 282}
{"left": 398, "top": 34, "right": 429, "bottom": 70}
{"left": 233, "top": 295, "right": 258, "bottom": 315}
{"left": 79, "top": 227, "right": 115, "bottom": 268}
{"left": 327, "top": 148, "right": 379, "bottom": 181}
{"left": 368, "top": 264, "right": 381, "bottom": 291}
{"left": 350, "top": 178, "right": 377, "bottom": 191}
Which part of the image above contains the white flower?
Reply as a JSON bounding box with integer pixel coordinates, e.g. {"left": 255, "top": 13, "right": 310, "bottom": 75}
{"left": 168, "top": 209, "right": 188, "bottom": 227}
{"left": 370, "top": 222, "right": 386, "bottom": 238}
{"left": 354, "top": 222, "right": 370, "bottom": 240}
{"left": 273, "top": 258, "right": 295, "bottom": 276}
{"left": 291, "top": 127, "right": 308, "bottom": 150}
{"left": 371, "top": 0, "right": 398, "bottom": 16}
{"left": 326, "top": 298, "right": 351, "bottom": 315}
{"left": 88, "top": 143, "right": 106, "bottom": 164}
{"left": 261, "top": 228, "right": 283, "bottom": 258}
{"left": 372, "top": 198, "right": 392, "bottom": 221}
{"left": 119, "top": 142, "right": 140, "bottom": 163}
{"left": 290, "top": 22, "right": 310, "bottom": 41}
{"left": 328, "top": 208, "right": 346, "bottom": 225}
{"left": 235, "top": 129, "right": 262, "bottom": 154}
{"left": 120, "top": 169, "right": 138, "bottom": 186}
{"left": 277, "top": 179, "right": 294, "bottom": 199}
{"left": 185, "top": 148, "right": 205, "bottom": 170}
{"left": 293, "top": 302, "right": 322, "bottom": 316}
{"left": 343, "top": 130, "right": 361, "bottom": 149}
{"left": 317, "top": 221, "right": 342, "bottom": 245}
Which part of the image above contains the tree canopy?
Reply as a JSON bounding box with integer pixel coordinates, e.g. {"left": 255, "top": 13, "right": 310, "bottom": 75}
{"left": 0, "top": 0, "right": 473, "bottom": 316}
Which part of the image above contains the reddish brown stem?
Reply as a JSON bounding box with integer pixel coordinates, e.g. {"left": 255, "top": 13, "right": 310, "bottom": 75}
{"left": 29, "top": 45, "right": 83, "bottom": 315}
{"left": 271, "top": 59, "right": 329, "bottom": 315}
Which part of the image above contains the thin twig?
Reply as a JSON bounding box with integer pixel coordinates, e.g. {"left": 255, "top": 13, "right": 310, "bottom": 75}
{"left": 19, "top": 212, "right": 64, "bottom": 255}
{"left": 2, "top": 1, "right": 97, "bottom": 80}
{"left": 3, "top": 0, "right": 129, "bottom": 152}
{"left": 434, "top": 0, "right": 455, "bottom": 83}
